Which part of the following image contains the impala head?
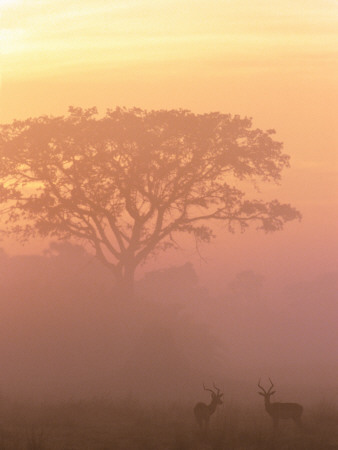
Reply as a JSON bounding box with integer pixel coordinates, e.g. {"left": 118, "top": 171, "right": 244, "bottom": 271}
{"left": 204, "top": 382, "right": 223, "bottom": 405}
{"left": 258, "top": 378, "right": 276, "bottom": 400}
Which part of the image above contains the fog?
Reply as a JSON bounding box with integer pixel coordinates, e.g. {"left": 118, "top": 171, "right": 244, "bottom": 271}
{"left": 1, "top": 1, "right": 337, "bottom": 447}
{"left": 0, "top": 241, "right": 336, "bottom": 407}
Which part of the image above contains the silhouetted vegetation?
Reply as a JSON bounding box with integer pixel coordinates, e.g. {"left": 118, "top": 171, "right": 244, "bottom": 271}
{"left": 0, "top": 107, "right": 300, "bottom": 297}
{"left": 0, "top": 243, "right": 337, "bottom": 402}
{"left": 0, "top": 243, "right": 221, "bottom": 401}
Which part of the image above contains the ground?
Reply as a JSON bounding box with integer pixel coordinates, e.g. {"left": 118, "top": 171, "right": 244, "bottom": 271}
{"left": 0, "top": 398, "right": 337, "bottom": 449}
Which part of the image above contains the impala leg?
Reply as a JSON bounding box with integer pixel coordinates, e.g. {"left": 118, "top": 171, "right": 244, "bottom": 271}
{"left": 272, "top": 417, "right": 279, "bottom": 433}
{"left": 205, "top": 417, "right": 210, "bottom": 433}
{"left": 196, "top": 418, "right": 203, "bottom": 430}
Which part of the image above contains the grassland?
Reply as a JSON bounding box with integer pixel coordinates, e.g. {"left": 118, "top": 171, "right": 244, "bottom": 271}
{"left": 0, "top": 398, "right": 337, "bottom": 449}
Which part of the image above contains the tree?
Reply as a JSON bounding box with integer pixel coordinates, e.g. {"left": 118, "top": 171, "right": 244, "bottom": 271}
{"left": 0, "top": 106, "right": 300, "bottom": 297}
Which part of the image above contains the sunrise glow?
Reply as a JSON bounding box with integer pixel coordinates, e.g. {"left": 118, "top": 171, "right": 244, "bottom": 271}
{"left": 0, "top": 4, "right": 337, "bottom": 446}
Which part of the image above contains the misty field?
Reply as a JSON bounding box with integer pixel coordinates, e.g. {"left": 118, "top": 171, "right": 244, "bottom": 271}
{"left": 0, "top": 398, "right": 337, "bottom": 450}
{"left": 0, "top": 246, "right": 337, "bottom": 449}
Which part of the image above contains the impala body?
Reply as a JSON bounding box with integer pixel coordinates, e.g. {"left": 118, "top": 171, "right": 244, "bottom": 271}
{"left": 258, "top": 379, "right": 303, "bottom": 430}
{"left": 194, "top": 383, "right": 223, "bottom": 431}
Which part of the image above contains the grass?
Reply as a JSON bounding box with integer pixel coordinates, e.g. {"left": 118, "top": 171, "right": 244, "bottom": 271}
{"left": 0, "top": 398, "right": 337, "bottom": 449}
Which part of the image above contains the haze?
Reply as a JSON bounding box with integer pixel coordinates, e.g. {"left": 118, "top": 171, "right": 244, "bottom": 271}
{"left": 0, "top": 0, "right": 337, "bottom": 435}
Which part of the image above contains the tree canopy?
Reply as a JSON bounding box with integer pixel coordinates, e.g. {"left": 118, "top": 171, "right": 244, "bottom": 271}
{"left": 0, "top": 106, "right": 300, "bottom": 296}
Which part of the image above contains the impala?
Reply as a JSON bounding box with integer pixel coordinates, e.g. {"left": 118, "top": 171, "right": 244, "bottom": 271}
{"left": 194, "top": 383, "right": 223, "bottom": 431}
{"left": 258, "top": 378, "right": 303, "bottom": 430}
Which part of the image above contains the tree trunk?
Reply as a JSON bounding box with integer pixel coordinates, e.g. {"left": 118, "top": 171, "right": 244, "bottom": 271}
{"left": 114, "top": 263, "right": 136, "bottom": 300}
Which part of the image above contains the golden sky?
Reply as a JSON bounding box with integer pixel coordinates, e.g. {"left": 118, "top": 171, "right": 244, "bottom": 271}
{"left": 2, "top": 0, "right": 337, "bottom": 80}
{"left": 1, "top": 0, "right": 337, "bottom": 176}
{"left": 1, "top": 0, "right": 337, "bottom": 275}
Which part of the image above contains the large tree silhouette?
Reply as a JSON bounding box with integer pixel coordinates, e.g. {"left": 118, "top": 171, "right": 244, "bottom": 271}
{"left": 0, "top": 107, "right": 300, "bottom": 296}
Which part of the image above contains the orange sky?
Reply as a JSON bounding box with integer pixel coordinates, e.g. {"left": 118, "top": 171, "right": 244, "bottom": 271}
{"left": 1, "top": 0, "right": 337, "bottom": 158}
{"left": 1, "top": 0, "right": 337, "bottom": 284}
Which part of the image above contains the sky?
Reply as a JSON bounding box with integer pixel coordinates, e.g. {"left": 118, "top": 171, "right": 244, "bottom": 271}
{"left": 0, "top": 0, "right": 337, "bottom": 288}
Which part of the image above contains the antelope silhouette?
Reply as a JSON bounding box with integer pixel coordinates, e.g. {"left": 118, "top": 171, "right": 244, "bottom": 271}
{"left": 258, "top": 378, "right": 303, "bottom": 431}
{"left": 194, "top": 383, "right": 223, "bottom": 432}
